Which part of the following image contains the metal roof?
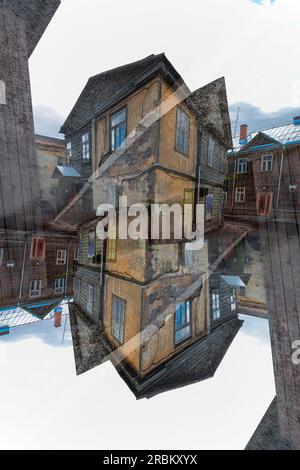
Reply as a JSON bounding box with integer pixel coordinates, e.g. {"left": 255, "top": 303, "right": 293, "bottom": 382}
{"left": 0, "top": 308, "right": 40, "bottom": 329}
{"left": 221, "top": 275, "right": 246, "bottom": 288}
{"left": 53, "top": 166, "right": 81, "bottom": 178}
{"left": 231, "top": 122, "right": 300, "bottom": 154}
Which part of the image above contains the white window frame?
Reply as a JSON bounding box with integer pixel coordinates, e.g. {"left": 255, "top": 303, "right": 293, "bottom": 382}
{"left": 261, "top": 154, "right": 273, "bottom": 172}
{"left": 0, "top": 248, "right": 3, "bottom": 266}
{"left": 207, "top": 137, "right": 215, "bottom": 167}
{"left": 54, "top": 278, "right": 65, "bottom": 295}
{"left": 111, "top": 295, "right": 126, "bottom": 344}
{"left": 30, "top": 280, "right": 42, "bottom": 298}
{"left": 235, "top": 187, "right": 246, "bottom": 203}
{"left": 176, "top": 107, "right": 190, "bottom": 155}
{"left": 212, "top": 290, "right": 220, "bottom": 320}
{"left": 237, "top": 158, "right": 248, "bottom": 174}
{"left": 82, "top": 132, "right": 90, "bottom": 161}
{"left": 56, "top": 250, "right": 67, "bottom": 265}
{"left": 231, "top": 292, "right": 237, "bottom": 312}
{"left": 66, "top": 141, "right": 72, "bottom": 164}
{"left": 87, "top": 284, "right": 94, "bottom": 314}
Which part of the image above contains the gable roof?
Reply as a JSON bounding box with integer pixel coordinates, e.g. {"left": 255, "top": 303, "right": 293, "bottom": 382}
{"left": 186, "top": 77, "right": 233, "bottom": 149}
{"left": 2, "top": 0, "right": 61, "bottom": 58}
{"left": 60, "top": 53, "right": 186, "bottom": 135}
{"left": 231, "top": 122, "right": 300, "bottom": 154}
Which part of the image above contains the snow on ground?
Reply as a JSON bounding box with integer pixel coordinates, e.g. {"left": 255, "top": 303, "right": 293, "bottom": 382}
{"left": 0, "top": 314, "right": 275, "bottom": 450}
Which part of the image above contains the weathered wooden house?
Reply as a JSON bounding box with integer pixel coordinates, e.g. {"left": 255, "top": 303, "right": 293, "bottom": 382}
{"left": 56, "top": 53, "right": 242, "bottom": 391}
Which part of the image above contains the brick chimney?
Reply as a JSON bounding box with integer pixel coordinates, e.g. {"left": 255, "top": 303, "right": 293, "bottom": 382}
{"left": 239, "top": 124, "right": 248, "bottom": 145}
{"left": 54, "top": 307, "right": 62, "bottom": 328}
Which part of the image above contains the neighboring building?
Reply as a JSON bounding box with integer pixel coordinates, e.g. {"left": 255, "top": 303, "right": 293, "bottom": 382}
{"left": 0, "top": 1, "right": 78, "bottom": 318}
{"left": 226, "top": 119, "right": 300, "bottom": 449}
{"left": 225, "top": 119, "right": 300, "bottom": 221}
{"left": 55, "top": 54, "right": 243, "bottom": 395}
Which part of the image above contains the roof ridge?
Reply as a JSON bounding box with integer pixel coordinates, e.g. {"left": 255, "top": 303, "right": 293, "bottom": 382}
{"left": 233, "top": 120, "right": 296, "bottom": 140}
{"left": 89, "top": 54, "right": 163, "bottom": 81}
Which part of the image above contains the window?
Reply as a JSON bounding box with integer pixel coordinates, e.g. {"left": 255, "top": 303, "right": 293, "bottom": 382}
{"left": 0, "top": 80, "right": 6, "bottom": 105}
{"left": 30, "top": 280, "right": 42, "bottom": 298}
{"left": 54, "top": 278, "right": 65, "bottom": 295}
{"left": 207, "top": 137, "right": 215, "bottom": 166}
{"left": 112, "top": 295, "right": 126, "bottom": 344}
{"left": 88, "top": 231, "right": 96, "bottom": 259}
{"left": 66, "top": 141, "right": 72, "bottom": 164}
{"left": 107, "top": 238, "right": 117, "bottom": 262}
{"left": 212, "top": 290, "right": 220, "bottom": 320}
{"left": 257, "top": 192, "right": 273, "bottom": 216}
{"left": 206, "top": 193, "right": 213, "bottom": 221}
{"left": 56, "top": 250, "right": 67, "bottom": 265}
{"left": 29, "top": 237, "right": 46, "bottom": 260}
{"left": 261, "top": 154, "right": 273, "bottom": 172}
{"left": 235, "top": 187, "right": 246, "bottom": 203}
{"left": 0, "top": 248, "right": 3, "bottom": 266}
{"left": 176, "top": 107, "right": 190, "bottom": 155}
{"left": 87, "top": 285, "right": 94, "bottom": 314}
{"left": 111, "top": 109, "right": 126, "bottom": 152}
{"left": 75, "top": 278, "right": 81, "bottom": 302}
{"left": 237, "top": 158, "right": 248, "bottom": 174}
{"left": 175, "top": 300, "right": 192, "bottom": 344}
{"left": 82, "top": 133, "right": 90, "bottom": 160}
{"left": 184, "top": 189, "right": 194, "bottom": 206}
{"left": 231, "top": 292, "right": 237, "bottom": 312}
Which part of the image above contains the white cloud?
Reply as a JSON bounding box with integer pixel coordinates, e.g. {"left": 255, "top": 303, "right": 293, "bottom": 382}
{"left": 29, "top": 0, "right": 300, "bottom": 121}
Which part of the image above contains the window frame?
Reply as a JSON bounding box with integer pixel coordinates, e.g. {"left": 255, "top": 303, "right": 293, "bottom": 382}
{"left": 235, "top": 187, "right": 246, "bottom": 203}
{"left": 54, "top": 278, "right": 65, "bottom": 295}
{"left": 111, "top": 295, "right": 126, "bottom": 345}
{"left": 30, "top": 237, "right": 46, "bottom": 260}
{"left": 0, "top": 248, "right": 3, "bottom": 266}
{"left": 87, "top": 284, "right": 94, "bottom": 314}
{"left": 29, "top": 280, "right": 42, "bottom": 298}
{"left": 237, "top": 158, "right": 248, "bottom": 174}
{"left": 56, "top": 249, "right": 67, "bottom": 265}
{"left": 261, "top": 154, "right": 273, "bottom": 173}
{"left": 212, "top": 290, "right": 221, "bottom": 320}
{"left": 231, "top": 291, "right": 237, "bottom": 312}
{"left": 110, "top": 107, "right": 127, "bottom": 153}
{"left": 207, "top": 137, "right": 215, "bottom": 167}
{"left": 175, "top": 106, "right": 190, "bottom": 156}
{"left": 66, "top": 141, "right": 72, "bottom": 164}
{"left": 82, "top": 132, "right": 90, "bottom": 161}
{"left": 174, "top": 300, "right": 192, "bottom": 345}
{"left": 106, "top": 237, "right": 117, "bottom": 263}
{"left": 256, "top": 192, "right": 273, "bottom": 216}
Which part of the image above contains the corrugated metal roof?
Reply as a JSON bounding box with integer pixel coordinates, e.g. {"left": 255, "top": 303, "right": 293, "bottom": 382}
{"left": 55, "top": 166, "right": 81, "bottom": 177}
{"left": 0, "top": 308, "right": 40, "bottom": 329}
{"left": 221, "top": 275, "right": 246, "bottom": 288}
{"left": 231, "top": 122, "right": 300, "bottom": 153}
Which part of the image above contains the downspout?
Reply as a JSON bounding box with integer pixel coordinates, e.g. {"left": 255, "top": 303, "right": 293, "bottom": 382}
{"left": 18, "top": 239, "right": 27, "bottom": 306}
{"left": 231, "top": 154, "right": 237, "bottom": 211}
{"left": 276, "top": 145, "right": 285, "bottom": 211}
{"left": 64, "top": 242, "right": 70, "bottom": 298}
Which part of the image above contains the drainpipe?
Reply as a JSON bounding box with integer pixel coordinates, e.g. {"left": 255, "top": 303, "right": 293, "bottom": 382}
{"left": 276, "top": 145, "right": 285, "bottom": 211}
{"left": 64, "top": 242, "right": 70, "bottom": 298}
{"left": 18, "top": 239, "right": 27, "bottom": 306}
{"left": 231, "top": 155, "right": 237, "bottom": 211}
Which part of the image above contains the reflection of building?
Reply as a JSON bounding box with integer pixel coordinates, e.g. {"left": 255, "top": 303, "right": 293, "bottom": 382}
{"left": 0, "top": 2, "right": 78, "bottom": 323}
{"left": 55, "top": 54, "right": 239, "bottom": 392}
{"left": 226, "top": 120, "right": 300, "bottom": 449}
{"left": 70, "top": 302, "right": 243, "bottom": 399}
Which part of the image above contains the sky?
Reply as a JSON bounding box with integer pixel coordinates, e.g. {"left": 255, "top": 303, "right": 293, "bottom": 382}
{"left": 0, "top": 314, "right": 275, "bottom": 450}
{"left": 30, "top": 0, "right": 300, "bottom": 138}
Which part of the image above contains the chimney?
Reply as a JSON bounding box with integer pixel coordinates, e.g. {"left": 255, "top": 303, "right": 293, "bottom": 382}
{"left": 293, "top": 116, "right": 300, "bottom": 125}
{"left": 239, "top": 124, "right": 248, "bottom": 145}
{"left": 54, "top": 307, "right": 62, "bottom": 328}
